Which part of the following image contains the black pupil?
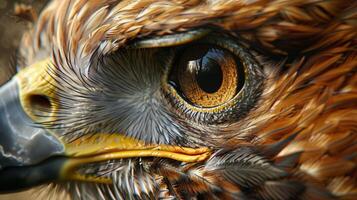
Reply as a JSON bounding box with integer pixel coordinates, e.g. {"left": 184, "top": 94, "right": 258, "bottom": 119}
{"left": 191, "top": 48, "right": 224, "bottom": 93}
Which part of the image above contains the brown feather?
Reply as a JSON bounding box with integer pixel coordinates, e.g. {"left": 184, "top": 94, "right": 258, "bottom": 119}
{"left": 17, "top": 0, "right": 357, "bottom": 199}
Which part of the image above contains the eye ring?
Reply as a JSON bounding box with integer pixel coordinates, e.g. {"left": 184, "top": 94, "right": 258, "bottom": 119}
{"left": 163, "top": 34, "right": 265, "bottom": 124}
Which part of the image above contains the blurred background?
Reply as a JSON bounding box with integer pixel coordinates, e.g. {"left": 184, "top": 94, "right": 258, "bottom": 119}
{"left": 0, "top": 1, "right": 48, "bottom": 199}
{"left": 0, "top": 0, "right": 47, "bottom": 85}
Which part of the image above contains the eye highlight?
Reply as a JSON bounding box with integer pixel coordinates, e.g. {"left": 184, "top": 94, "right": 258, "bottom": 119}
{"left": 170, "top": 44, "right": 244, "bottom": 108}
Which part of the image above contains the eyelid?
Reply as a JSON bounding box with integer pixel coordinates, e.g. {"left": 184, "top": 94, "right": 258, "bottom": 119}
{"left": 127, "top": 29, "right": 210, "bottom": 48}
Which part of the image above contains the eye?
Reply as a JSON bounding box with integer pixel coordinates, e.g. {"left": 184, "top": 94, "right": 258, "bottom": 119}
{"left": 170, "top": 44, "right": 244, "bottom": 108}
{"left": 164, "top": 34, "right": 264, "bottom": 124}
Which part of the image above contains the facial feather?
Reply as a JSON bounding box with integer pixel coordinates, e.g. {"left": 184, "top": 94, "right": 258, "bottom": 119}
{"left": 14, "top": 0, "right": 357, "bottom": 199}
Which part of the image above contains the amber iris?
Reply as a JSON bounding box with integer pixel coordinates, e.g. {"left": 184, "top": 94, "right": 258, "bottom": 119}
{"left": 171, "top": 44, "right": 243, "bottom": 108}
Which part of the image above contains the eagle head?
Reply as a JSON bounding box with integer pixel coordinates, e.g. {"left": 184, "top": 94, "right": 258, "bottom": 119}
{"left": 0, "top": 0, "right": 356, "bottom": 199}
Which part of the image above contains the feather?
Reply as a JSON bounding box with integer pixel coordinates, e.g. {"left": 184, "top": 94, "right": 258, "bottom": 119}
{"left": 11, "top": 0, "right": 357, "bottom": 199}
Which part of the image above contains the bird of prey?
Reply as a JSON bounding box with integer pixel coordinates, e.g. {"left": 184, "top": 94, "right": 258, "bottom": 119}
{"left": 0, "top": 0, "right": 356, "bottom": 199}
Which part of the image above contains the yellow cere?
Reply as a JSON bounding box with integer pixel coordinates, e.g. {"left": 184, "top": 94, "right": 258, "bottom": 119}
{"left": 16, "top": 58, "right": 58, "bottom": 120}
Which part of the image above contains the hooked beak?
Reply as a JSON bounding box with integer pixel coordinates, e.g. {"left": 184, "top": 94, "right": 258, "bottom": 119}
{"left": 0, "top": 59, "right": 210, "bottom": 193}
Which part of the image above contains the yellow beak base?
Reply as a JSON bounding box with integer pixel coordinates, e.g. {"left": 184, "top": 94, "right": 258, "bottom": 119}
{"left": 62, "top": 133, "right": 211, "bottom": 184}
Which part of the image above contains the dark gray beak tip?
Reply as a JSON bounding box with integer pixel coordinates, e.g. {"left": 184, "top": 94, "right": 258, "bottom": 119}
{"left": 0, "top": 78, "right": 65, "bottom": 192}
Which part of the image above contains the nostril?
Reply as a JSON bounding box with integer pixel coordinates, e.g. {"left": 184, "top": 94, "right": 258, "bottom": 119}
{"left": 27, "top": 94, "right": 52, "bottom": 118}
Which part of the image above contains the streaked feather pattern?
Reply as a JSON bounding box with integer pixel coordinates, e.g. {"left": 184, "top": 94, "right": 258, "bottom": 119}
{"left": 15, "top": 0, "right": 357, "bottom": 199}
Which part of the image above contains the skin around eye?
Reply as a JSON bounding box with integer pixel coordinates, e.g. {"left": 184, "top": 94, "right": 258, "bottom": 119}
{"left": 164, "top": 34, "right": 264, "bottom": 124}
